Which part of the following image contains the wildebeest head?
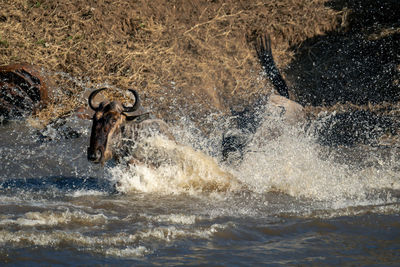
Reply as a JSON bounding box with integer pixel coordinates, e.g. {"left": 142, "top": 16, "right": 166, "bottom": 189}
{"left": 87, "top": 88, "right": 147, "bottom": 164}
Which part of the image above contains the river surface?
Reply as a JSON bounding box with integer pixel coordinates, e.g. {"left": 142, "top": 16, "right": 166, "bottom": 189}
{"left": 0, "top": 109, "right": 399, "bottom": 266}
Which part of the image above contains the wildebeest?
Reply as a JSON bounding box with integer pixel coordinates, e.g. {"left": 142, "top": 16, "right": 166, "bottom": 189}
{"left": 86, "top": 87, "right": 241, "bottom": 192}
{"left": 87, "top": 88, "right": 174, "bottom": 166}
{"left": 221, "top": 34, "right": 304, "bottom": 161}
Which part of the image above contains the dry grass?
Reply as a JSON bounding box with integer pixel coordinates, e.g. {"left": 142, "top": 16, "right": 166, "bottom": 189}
{"left": 0, "top": 0, "right": 342, "bottom": 124}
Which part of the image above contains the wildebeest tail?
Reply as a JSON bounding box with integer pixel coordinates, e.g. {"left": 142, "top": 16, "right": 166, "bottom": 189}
{"left": 255, "top": 34, "right": 290, "bottom": 99}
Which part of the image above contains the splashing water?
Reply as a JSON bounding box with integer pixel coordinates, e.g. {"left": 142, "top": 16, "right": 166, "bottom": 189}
{"left": 1, "top": 78, "right": 399, "bottom": 265}
{"left": 103, "top": 100, "right": 400, "bottom": 209}
{"left": 108, "top": 135, "right": 242, "bottom": 195}
{"left": 239, "top": 113, "right": 399, "bottom": 206}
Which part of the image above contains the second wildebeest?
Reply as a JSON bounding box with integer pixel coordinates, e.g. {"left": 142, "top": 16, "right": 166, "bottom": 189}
{"left": 222, "top": 34, "right": 304, "bottom": 162}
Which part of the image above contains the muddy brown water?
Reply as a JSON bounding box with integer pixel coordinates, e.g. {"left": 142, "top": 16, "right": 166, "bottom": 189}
{"left": 0, "top": 109, "right": 399, "bottom": 266}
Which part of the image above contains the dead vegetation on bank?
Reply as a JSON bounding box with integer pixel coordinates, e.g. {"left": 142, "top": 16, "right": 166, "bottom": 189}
{"left": 0, "top": 0, "right": 343, "bottom": 124}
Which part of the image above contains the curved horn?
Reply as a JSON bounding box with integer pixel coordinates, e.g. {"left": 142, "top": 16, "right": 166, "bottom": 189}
{"left": 123, "top": 89, "right": 141, "bottom": 112}
{"left": 88, "top": 88, "right": 107, "bottom": 111}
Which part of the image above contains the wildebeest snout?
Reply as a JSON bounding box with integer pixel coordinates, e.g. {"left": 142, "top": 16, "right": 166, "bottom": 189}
{"left": 87, "top": 147, "right": 102, "bottom": 163}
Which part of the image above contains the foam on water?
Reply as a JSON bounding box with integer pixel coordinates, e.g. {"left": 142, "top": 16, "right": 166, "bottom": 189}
{"left": 105, "top": 246, "right": 150, "bottom": 258}
{"left": 0, "top": 209, "right": 110, "bottom": 227}
{"left": 146, "top": 213, "right": 198, "bottom": 225}
{"left": 66, "top": 189, "right": 107, "bottom": 197}
{"left": 0, "top": 218, "right": 228, "bottom": 258}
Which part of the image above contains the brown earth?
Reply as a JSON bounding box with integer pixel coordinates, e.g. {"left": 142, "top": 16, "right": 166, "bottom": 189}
{"left": 0, "top": 0, "right": 399, "bottom": 139}
{"left": 0, "top": 0, "right": 343, "bottom": 125}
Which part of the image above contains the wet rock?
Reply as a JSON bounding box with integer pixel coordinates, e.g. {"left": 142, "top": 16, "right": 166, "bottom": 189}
{"left": 0, "top": 63, "right": 49, "bottom": 121}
